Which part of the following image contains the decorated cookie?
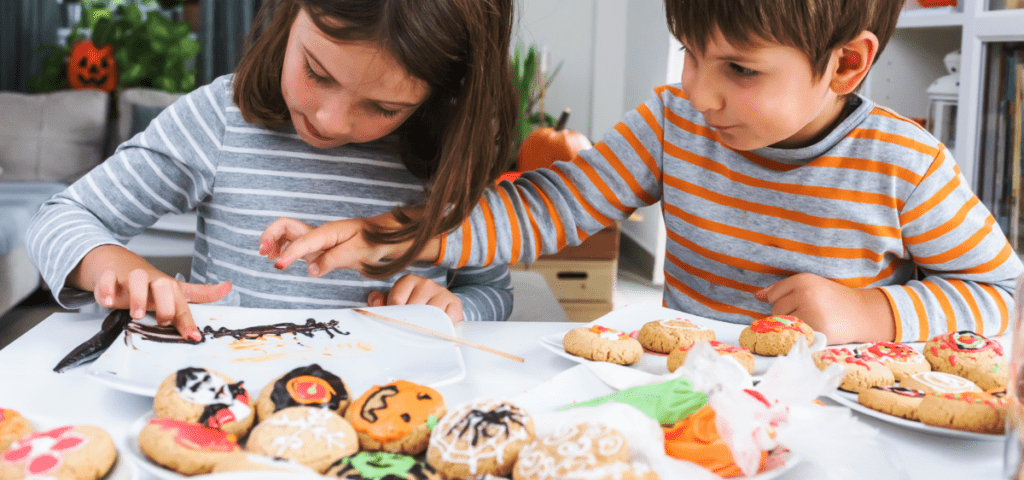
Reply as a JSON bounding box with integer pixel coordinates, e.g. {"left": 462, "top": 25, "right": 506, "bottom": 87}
{"left": 153, "top": 367, "right": 254, "bottom": 438}
{"left": 427, "top": 398, "right": 535, "bottom": 479}
{"left": 812, "top": 348, "right": 894, "bottom": 393}
{"left": 212, "top": 452, "right": 318, "bottom": 475}
{"left": 923, "top": 331, "right": 1007, "bottom": 391}
{"left": 0, "top": 408, "right": 33, "bottom": 452}
{"left": 738, "top": 315, "right": 816, "bottom": 357}
{"left": 563, "top": 325, "right": 643, "bottom": 365}
{"left": 666, "top": 340, "right": 754, "bottom": 374}
{"left": 637, "top": 319, "right": 716, "bottom": 354}
{"left": 917, "top": 391, "right": 1007, "bottom": 434}
{"left": 899, "top": 371, "right": 982, "bottom": 394}
{"left": 324, "top": 451, "right": 442, "bottom": 480}
{"left": 857, "top": 386, "right": 927, "bottom": 421}
{"left": 246, "top": 406, "right": 358, "bottom": 473}
{"left": 255, "top": 364, "right": 350, "bottom": 422}
{"left": 513, "top": 422, "right": 657, "bottom": 480}
{"left": 854, "top": 341, "right": 930, "bottom": 382}
{"left": 138, "top": 418, "right": 241, "bottom": 475}
{"left": 346, "top": 380, "right": 446, "bottom": 455}
{"left": 0, "top": 425, "right": 116, "bottom": 480}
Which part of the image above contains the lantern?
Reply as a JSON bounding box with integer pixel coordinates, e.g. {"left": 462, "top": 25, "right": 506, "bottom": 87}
{"left": 926, "top": 50, "right": 959, "bottom": 149}
{"left": 68, "top": 40, "right": 118, "bottom": 92}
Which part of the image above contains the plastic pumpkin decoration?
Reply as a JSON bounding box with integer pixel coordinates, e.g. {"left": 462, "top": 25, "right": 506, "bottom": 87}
{"left": 517, "top": 108, "right": 593, "bottom": 172}
{"left": 68, "top": 40, "right": 118, "bottom": 92}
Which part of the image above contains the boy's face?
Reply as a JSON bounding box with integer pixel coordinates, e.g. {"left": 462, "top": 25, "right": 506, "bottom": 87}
{"left": 679, "top": 30, "right": 844, "bottom": 151}
{"left": 281, "top": 9, "right": 430, "bottom": 149}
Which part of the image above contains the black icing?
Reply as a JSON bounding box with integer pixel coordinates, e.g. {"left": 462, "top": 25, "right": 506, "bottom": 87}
{"left": 323, "top": 452, "right": 437, "bottom": 480}
{"left": 360, "top": 385, "right": 400, "bottom": 423}
{"left": 203, "top": 319, "right": 349, "bottom": 340}
{"left": 873, "top": 386, "right": 926, "bottom": 398}
{"left": 447, "top": 404, "right": 526, "bottom": 447}
{"left": 269, "top": 364, "right": 349, "bottom": 413}
{"left": 197, "top": 381, "right": 248, "bottom": 426}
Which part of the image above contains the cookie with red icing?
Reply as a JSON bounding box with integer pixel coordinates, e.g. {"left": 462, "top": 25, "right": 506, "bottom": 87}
{"left": 255, "top": 364, "right": 350, "bottom": 422}
{"left": 812, "top": 347, "right": 895, "bottom": 393}
{"left": 917, "top": 391, "right": 1007, "bottom": 434}
{"left": 153, "top": 367, "right": 254, "bottom": 438}
{"left": 857, "top": 386, "right": 927, "bottom": 421}
{"left": 666, "top": 340, "right": 754, "bottom": 374}
{"left": 1, "top": 425, "right": 116, "bottom": 480}
{"left": 563, "top": 325, "right": 643, "bottom": 365}
{"left": 638, "top": 318, "right": 716, "bottom": 353}
{"left": 0, "top": 408, "right": 33, "bottom": 453}
{"left": 854, "top": 341, "right": 930, "bottom": 382}
{"left": 739, "top": 315, "right": 816, "bottom": 357}
{"left": 923, "top": 331, "right": 1007, "bottom": 391}
{"left": 346, "top": 380, "right": 446, "bottom": 455}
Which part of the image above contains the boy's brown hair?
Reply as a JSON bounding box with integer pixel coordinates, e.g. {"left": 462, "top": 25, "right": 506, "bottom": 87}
{"left": 664, "top": 0, "right": 903, "bottom": 81}
{"left": 234, "top": 0, "right": 517, "bottom": 278}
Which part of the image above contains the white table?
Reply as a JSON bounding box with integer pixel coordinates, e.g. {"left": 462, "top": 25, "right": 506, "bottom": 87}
{"left": 0, "top": 312, "right": 1006, "bottom": 480}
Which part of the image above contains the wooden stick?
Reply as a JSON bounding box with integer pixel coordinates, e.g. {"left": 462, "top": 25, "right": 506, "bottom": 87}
{"left": 353, "top": 309, "right": 525, "bottom": 363}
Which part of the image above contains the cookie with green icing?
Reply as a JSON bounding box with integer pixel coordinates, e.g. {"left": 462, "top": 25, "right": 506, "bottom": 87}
{"left": 324, "top": 451, "right": 441, "bottom": 480}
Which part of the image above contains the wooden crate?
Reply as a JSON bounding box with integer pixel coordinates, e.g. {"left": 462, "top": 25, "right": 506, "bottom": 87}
{"left": 526, "top": 259, "right": 616, "bottom": 303}
{"left": 561, "top": 300, "right": 614, "bottom": 323}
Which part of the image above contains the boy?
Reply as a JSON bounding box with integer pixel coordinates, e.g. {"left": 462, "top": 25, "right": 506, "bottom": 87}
{"left": 262, "top": 0, "right": 1023, "bottom": 345}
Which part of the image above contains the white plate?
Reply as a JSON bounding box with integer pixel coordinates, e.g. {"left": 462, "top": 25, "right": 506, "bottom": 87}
{"left": 87, "top": 304, "right": 466, "bottom": 398}
{"left": 828, "top": 390, "right": 1003, "bottom": 442}
{"left": 19, "top": 415, "right": 136, "bottom": 480}
{"left": 148, "top": 212, "right": 198, "bottom": 233}
{"left": 539, "top": 304, "right": 826, "bottom": 376}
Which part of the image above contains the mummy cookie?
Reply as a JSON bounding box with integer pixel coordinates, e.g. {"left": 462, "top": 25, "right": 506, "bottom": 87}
{"left": 812, "top": 348, "right": 894, "bottom": 393}
{"left": 857, "top": 386, "right": 927, "bottom": 421}
{"left": 212, "top": 453, "right": 318, "bottom": 475}
{"left": 153, "top": 367, "right": 254, "bottom": 438}
{"left": 637, "top": 319, "right": 715, "bottom": 354}
{"left": 346, "top": 380, "right": 446, "bottom": 455}
{"left": 563, "top": 325, "right": 643, "bottom": 365}
{"left": 0, "top": 408, "right": 33, "bottom": 452}
{"left": 246, "top": 406, "right": 358, "bottom": 473}
{"left": 924, "top": 331, "right": 1007, "bottom": 391}
{"left": 854, "top": 341, "right": 930, "bottom": 382}
{"left": 138, "top": 419, "right": 241, "bottom": 475}
{"left": 513, "top": 422, "right": 657, "bottom": 480}
{"left": 666, "top": 341, "right": 754, "bottom": 374}
{"left": 255, "top": 364, "right": 350, "bottom": 422}
{"left": 738, "top": 315, "right": 816, "bottom": 357}
{"left": 324, "top": 451, "right": 442, "bottom": 480}
{"left": 1, "top": 425, "right": 117, "bottom": 480}
{"left": 899, "top": 371, "right": 982, "bottom": 394}
{"left": 427, "top": 398, "right": 534, "bottom": 479}
{"left": 917, "top": 391, "right": 1007, "bottom": 434}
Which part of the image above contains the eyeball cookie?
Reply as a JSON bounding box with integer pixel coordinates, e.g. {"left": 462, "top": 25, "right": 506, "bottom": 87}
{"left": 637, "top": 318, "right": 715, "bottom": 353}
{"left": 427, "top": 398, "right": 535, "bottom": 479}
{"left": 917, "top": 391, "right": 1007, "bottom": 434}
{"left": 246, "top": 406, "right": 358, "bottom": 473}
{"left": 324, "top": 451, "right": 442, "bottom": 480}
{"left": 255, "top": 364, "right": 351, "bottom": 422}
{"left": 0, "top": 408, "right": 33, "bottom": 452}
{"left": 1, "top": 425, "right": 117, "bottom": 480}
{"left": 513, "top": 422, "right": 657, "bottom": 480}
{"left": 666, "top": 341, "right": 754, "bottom": 374}
{"left": 212, "top": 453, "right": 318, "bottom": 475}
{"left": 812, "top": 348, "right": 894, "bottom": 393}
{"left": 854, "top": 341, "right": 929, "bottom": 382}
{"left": 857, "top": 386, "right": 927, "bottom": 421}
{"left": 563, "top": 325, "right": 643, "bottom": 365}
{"left": 153, "top": 367, "right": 254, "bottom": 438}
{"left": 739, "top": 315, "right": 816, "bottom": 357}
{"left": 138, "top": 419, "right": 241, "bottom": 476}
{"left": 923, "top": 331, "right": 1007, "bottom": 391}
{"left": 899, "top": 371, "right": 982, "bottom": 394}
{"left": 346, "top": 380, "right": 446, "bottom": 455}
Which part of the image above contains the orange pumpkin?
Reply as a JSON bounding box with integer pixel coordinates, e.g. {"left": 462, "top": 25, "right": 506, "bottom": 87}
{"left": 68, "top": 40, "right": 118, "bottom": 92}
{"left": 517, "top": 108, "right": 593, "bottom": 172}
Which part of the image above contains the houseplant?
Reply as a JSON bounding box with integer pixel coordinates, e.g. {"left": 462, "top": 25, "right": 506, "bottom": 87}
{"left": 510, "top": 43, "right": 562, "bottom": 170}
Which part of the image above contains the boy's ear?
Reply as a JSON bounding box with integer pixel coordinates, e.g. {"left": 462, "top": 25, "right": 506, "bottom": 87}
{"left": 830, "top": 31, "right": 879, "bottom": 95}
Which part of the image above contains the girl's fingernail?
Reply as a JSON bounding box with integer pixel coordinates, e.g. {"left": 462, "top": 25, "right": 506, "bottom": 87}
{"left": 309, "top": 265, "right": 320, "bottom": 276}
{"left": 133, "top": 309, "right": 144, "bottom": 318}
{"left": 104, "top": 296, "right": 113, "bottom": 306}
{"left": 274, "top": 261, "right": 286, "bottom": 270}
{"left": 259, "top": 244, "right": 268, "bottom": 255}
{"left": 190, "top": 331, "right": 202, "bottom": 342}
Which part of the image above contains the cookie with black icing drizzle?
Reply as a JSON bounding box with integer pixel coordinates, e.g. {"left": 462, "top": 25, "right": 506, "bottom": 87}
{"left": 426, "top": 398, "right": 534, "bottom": 479}
{"left": 254, "top": 364, "right": 350, "bottom": 422}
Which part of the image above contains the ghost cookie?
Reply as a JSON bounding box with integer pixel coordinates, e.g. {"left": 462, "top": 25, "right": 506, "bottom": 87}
{"left": 324, "top": 451, "right": 442, "bottom": 480}
{"left": 427, "top": 398, "right": 534, "bottom": 479}
{"left": 0, "top": 408, "right": 33, "bottom": 452}
{"left": 138, "top": 419, "right": 241, "bottom": 475}
{"left": 738, "top": 315, "right": 816, "bottom": 357}
{"left": 563, "top": 325, "right": 643, "bottom": 365}
{"left": 854, "top": 341, "right": 930, "bottom": 382}
{"left": 255, "top": 364, "right": 350, "bottom": 422}
{"left": 346, "top": 380, "right": 446, "bottom": 455}
{"left": 246, "top": 406, "right": 358, "bottom": 473}
{"left": 899, "top": 371, "right": 982, "bottom": 394}
{"left": 212, "top": 453, "right": 318, "bottom": 475}
{"left": 153, "top": 367, "right": 254, "bottom": 438}
{"left": 637, "top": 319, "right": 716, "bottom": 354}
{"left": 513, "top": 422, "right": 657, "bottom": 480}
{"left": 812, "top": 348, "right": 895, "bottom": 393}
{"left": 857, "top": 386, "right": 927, "bottom": 421}
{"left": 666, "top": 341, "right": 754, "bottom": 374}
{"left": 923, "top": 331, "right": 1007, "bottom": 391}
{"left": 1, "top": 425, "right": 117, "bottom": 480}
{"left": 917, "top": 391, "right": 1007, "bottom": 434}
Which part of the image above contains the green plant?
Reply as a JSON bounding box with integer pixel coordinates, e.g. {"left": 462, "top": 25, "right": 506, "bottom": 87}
{"left": 510, "top": 43, "right": 562, "bottom": 169}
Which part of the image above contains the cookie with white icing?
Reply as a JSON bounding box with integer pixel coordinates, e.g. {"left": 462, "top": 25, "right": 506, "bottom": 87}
{"left": 899, "top": 371, "right": 982, "bottom": 394}
{"left": 563, "top": 326, "right": 643, "bottom": 365}
{"left": 346, "top": 380, "right": 446, "bottom": 455}
{"left": 0, "top": 408, "right": 33, "bottom": 452}
{"left": 138, "top": 419, "right": 240, "bottom": 476}
{"left": 917, "top": 391, "right": 1007, "bottom": 434}
{"left": 427, "top": 398, "right": 534, "bottom": 479}
{"left": 857, "top": 386, "right": 927, "bottom": 421}
{"left": 255, "top": 363, "right": 350, "bottom": 422}
{"left": 637, "top": 319, "right": 716, "bottom": 354}
{"left": 666, "top": 340, "right": 754, "bottom": 374}
{"left": 212, "top": 452, "right": 318, "bottom": 475}
{"left": 854, "top": 341, "right": 930, "bottom": 382}
{"left": 812, "top": 348, "right": 894, "bottom": 393}
{"left": 513, "top": 422, "right": 657, "bottom": 480}
{"left": 246, "top": 406, "right": 358, "bottom": 473}
{"left": 1, "top": 425, "right": 117, "bottom": 480}
{"left": 153, "top": 367, "right": 254, "bottom": 438}
{"left": 324, "top": 451, "right": 442, "bottom": 480}
{"left": 738, "top": 315, "right": 816, "bottom": 357}
{"left": 923, "top": 331, "right": 1007, "bottom": 391}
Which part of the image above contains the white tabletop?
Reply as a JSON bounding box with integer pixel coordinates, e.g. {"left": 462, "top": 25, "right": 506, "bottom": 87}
{"left": 0, "top": 312, "right": 1006, "bottom": 480}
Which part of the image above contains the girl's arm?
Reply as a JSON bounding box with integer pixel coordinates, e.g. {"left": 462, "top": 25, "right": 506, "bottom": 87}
{"left": 446, "top": 264, "right": 514, "bottom": 322}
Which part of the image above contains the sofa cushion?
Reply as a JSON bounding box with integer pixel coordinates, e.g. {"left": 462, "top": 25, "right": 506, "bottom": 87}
{"left": 116, "top": 88, "right": 184, "bottom": 147}
{"left": 0, "top": 182, "right": 69, "bottom": 256}
{"left": 0, "top": 90, "right": 110, "bottom": 183}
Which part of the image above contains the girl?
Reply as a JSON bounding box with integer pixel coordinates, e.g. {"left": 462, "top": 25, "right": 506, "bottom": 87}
{"left": 26, "top": 0, "right": 518, "bottom": 341}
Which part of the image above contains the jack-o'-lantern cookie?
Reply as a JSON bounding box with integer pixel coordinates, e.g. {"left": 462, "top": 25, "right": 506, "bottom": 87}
{"left": 1, "top": 425, "right": 117, "bottom": 480}
{"left": 513, "top": 422, "right": 657, "bottom": 480}
{"left": 0, "top": 408, "right": 33, "bottom": 452}
{"left": 255, "top": 364, "right": 350, "bottom": 422}
{"left": 857, "top": 386, "right": 927, "bottom": 421}
{"left": 246, "top": 406, "right": 358, "bottom": 473}
{"left": 854, "top": 341, "right": 930, "bottom": 382}
{"left": 899, "top": 371, "right": 982, "bottom": 394}
{"left": 153, "top": 367, "right": 254, "bottom": 438}
{"left": 563, "top": 325, "right": 643, "bottom": 365}
{"left": 427, "top": 398, "right": 534, "bottom": 479}
{"left": 812, "top": 348, "right": 894, "bottom": 393}
{"left": 739, "top": 316, "right": 816, "bottom": 357}
{"left": 346, "top": 380, "right": 446, "bottom": 455}
{"left": 637, "top": 319, "right": 716, "bottom": 354}
{"left": 666, "top": 341, "right": 754, "bottom": 374}
{"left": 324, "top": 451, "right": 442, "bottom": 480}
{"left": 917, "top": 391, "right": 1007, "bottom": 434}
{"left": 212, "top": 452, "right": 318, "bottom": 475}
{"left": 138, "top": 419, "right": 240, "bottom": 476}
{"left": 923, "top": 331, "right": 1007, "bottom": 391}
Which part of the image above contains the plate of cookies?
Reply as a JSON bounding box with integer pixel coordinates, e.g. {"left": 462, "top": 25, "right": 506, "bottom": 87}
{"left": 539, "top": 304, "right": 826, "bottom": 377}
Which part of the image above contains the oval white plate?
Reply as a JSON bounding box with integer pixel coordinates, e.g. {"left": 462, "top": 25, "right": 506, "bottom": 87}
{"left": 828, "top": 390, "right": 1004, "bottom": 442}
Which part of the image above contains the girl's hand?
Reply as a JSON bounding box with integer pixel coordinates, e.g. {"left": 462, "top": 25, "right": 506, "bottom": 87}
{"left": 366, "top": 274, "right": 464, "bottom": 324}
{"left": 755, "top": 272, "right": 895, "bottom": 345}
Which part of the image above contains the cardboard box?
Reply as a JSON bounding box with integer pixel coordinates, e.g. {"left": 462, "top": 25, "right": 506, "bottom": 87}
{"left": 527, "top": 258, "right": 616, "bottom": 303}
{"left": 539, "top": 223, "right": 620, "bottom": 261}
{"left": 561, "top": 300, "right": 614, "bottom": 323}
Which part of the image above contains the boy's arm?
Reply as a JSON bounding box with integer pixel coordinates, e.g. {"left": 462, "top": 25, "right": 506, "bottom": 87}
{"left": 446, "top": 264, "right": 514, "bottom": 322}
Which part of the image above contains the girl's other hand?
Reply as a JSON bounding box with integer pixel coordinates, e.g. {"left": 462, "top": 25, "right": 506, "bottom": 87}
{"left": 261, "top": 214, "right": 407, "bottom": 277}
{"left": 366, "top": 274, "right": 464, "bottom": 324}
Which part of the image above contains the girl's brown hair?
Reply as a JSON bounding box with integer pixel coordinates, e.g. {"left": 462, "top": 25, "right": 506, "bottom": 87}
{"left": 234, "top": 0, "right": 517, "bottom": 278}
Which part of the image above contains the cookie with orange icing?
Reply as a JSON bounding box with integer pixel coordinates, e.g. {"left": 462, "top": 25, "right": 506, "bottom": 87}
{"left": 0, "top": 408, "right": 33, "bottom": 452}
{"left": 739, "top": 315, "right": 816, "bottom": 357}
{"left": 1, "top": 425, "right": 116, "bottom": 480}
{"left": 563, "top": 325, "right": 643, "bottom": 365}
{"left": 666, "top": 340, "right": 754, "bottom": 374}
{"left": 345, "top": 380, "right": 446, "bottom": 455}
{"left": 153, "top": 367, "right": 254, "bottom": 438}
{"left": 854, "top": 341, "right": 930, "bottom": 382}
{"left": 917, "top": 391, "right": 1007, "bottom": 434}
{"left": 138, "top": 418, "right": 241, "bottom": 475}
{"left": 255, "top": 364, "right": 350, "bottom": 422}
{"left": 923, "top": 331, "right": 1007, "bottom": 391}
{"left": 637, "top": 318, "right": 716, "bottom": 353}
{"left": 812, "top": 347, "right": 895, "bottom": 393}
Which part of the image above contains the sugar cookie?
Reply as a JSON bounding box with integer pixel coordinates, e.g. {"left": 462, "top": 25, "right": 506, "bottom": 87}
{"left": 254, "top": 363, "right": 350, "bottom": 422}
{"left": 346, "top": 380, "right": 446, "bottom": 455}
{"left": 1, "top": 425, "right": 116, "bottom": 480}
{"left": 854, "top": 341, "right": 930, "bottom": 382}
{"left": 738, "top": 315, "right": 815, "bottom": 357}
{"left": 666, "top": 340, "right": 754, "bottom": 374}
{"left": 923, "top": 331, "right": 1007, "bottom": 391}
{"left": 563, "top": 325, "right": 643, "bottom": 365}
{"left": 637, "top": 319, "right": 715, "bottom": 354}
{"left": 246, "top": 406, "right": 359, "bottom": 473}
{"left": 812, "top": 348, "right": 894, "bottom": 393}
{"left": 427, "top": 398, "right": 534, "bottom": 479}
{"left": 153, "top": 367, "right": 254, "bottom": 438}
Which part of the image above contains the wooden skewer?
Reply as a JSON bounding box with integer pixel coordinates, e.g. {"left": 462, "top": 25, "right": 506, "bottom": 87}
{"left": 353, "top": 309, "right": 525, "bottom": 363}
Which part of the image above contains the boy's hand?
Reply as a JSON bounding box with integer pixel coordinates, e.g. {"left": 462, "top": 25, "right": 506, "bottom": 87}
{"left": 756, "top": 273, "right": 895, "bottom": 345}
{"left": 366, "top": 274, "right": 464, "bottom": 324}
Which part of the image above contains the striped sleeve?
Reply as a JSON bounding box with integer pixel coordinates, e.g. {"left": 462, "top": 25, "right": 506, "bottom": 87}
{"left": 447, "top": 264, "right": 513, "bottom": 322}
{"left": 25, "top": 77, "right": 229, "bottom": 308}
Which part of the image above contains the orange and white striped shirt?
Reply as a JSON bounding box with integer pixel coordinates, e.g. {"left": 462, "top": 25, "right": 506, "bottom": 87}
{"left": 437, "top": 85, "right": 1023, "bottom": 341}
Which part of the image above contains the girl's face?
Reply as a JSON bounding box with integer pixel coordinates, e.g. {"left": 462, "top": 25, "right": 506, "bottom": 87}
{"left": 679, "top": 29, "right": 844, "bottom": 151}
{"left": 281, "top": 9, "right": 430, "bottom": 149}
